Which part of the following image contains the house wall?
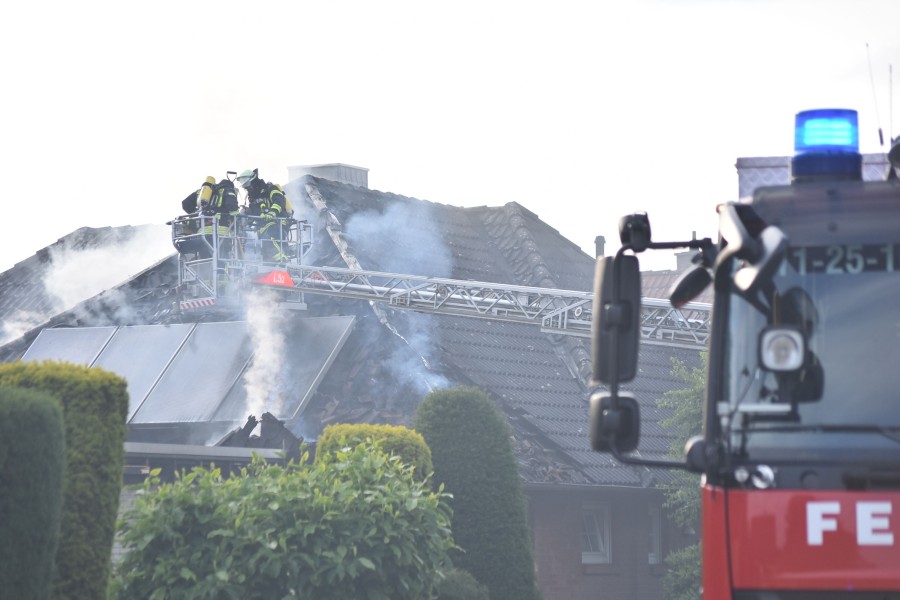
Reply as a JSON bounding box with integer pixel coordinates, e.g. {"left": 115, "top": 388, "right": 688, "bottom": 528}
{"left": 527, "top": 486, "right": 693, "bottom": 600}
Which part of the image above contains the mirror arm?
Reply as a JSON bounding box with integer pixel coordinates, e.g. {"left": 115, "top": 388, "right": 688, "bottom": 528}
{"left": 645, "top": 237, "right": 714, "bottom": 252}
{"left": 610, "top": 445, "right": 693, "bottom": 470}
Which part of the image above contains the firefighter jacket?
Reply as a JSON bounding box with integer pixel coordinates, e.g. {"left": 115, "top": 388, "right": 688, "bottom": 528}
{"left": 246, "top": 181, "right": 288, "bottom": 221}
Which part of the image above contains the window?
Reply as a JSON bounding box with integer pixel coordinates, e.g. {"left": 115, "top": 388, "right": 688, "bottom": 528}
{"left": 648, "top": 506, "right": 662, "bottom": 565}
{"left": 581, "top": 503, "right": 611, "bottom": 564}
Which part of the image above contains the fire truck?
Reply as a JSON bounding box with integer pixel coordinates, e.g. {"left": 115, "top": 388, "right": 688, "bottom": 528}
{"left": 590, "top": 108, "right": 900, "bottom": 598}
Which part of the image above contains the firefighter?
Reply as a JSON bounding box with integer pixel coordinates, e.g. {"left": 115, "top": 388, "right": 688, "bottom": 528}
{"left": 175, "top": 176, "right": 216, "bottom": 257}
{"left": 176, "top": 176, "right": 239, "bottom": 258}
{"left": 181, "top": 176, "right": 216, "bottom": 215}
{"left": 236, "top": 168, "right": 292, "bottom": 262}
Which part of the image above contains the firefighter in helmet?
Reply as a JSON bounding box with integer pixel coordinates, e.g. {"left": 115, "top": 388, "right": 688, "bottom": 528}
{"left": 237, "top": 168, "right": 291, "bottom": 262}
{"left": 176, "top": 175, "right": 240, "bottom": 258}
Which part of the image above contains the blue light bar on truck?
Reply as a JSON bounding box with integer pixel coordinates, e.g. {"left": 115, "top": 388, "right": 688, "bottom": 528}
{"left": 794, "top": 109, "right": 859, "bottom": 153}
{"left": 791, "top": 108, "right": 862, "bottom": 183}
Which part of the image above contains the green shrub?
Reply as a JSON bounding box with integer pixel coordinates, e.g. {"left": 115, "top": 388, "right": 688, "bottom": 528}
{"left": 112, "top": 443, "right": 455, "bottom": 599}
{"left": 0, "top": 385, "right": 65, "bottom": 600}
{"left": 316, "top": 422, "right": 433, "bottom": 480}
{"left": 415, "top": 387, "right": 541, "bottom": 600}
{"left": 436, "top": 568, "right": 491, "bottom": 600}
{"left": 663, "top": 542, "right": 701, "bottom": 600}
{"left": 0, "top": 361, "right": 129, "bottom": 600}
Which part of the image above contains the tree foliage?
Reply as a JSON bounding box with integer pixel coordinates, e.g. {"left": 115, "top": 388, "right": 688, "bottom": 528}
{"left": 0, "top": 385, "right": 65, "bottom": 600}
{"left": 662, "top": 542, "right": 702, "bottom": 600}
{"left": 316, "top": 422, "right": 433, "bottom": 481}
{"left": 415, "top": 386, "right": 541, "bottom": 600}
{"left": 657, "top": 353, "right": 706, "bottom": 600}
{"left": 112, "top": 443, "right": 455, "bottom": 600}
{"left": 0, "top": 361, "right": 128, "bottom": 600}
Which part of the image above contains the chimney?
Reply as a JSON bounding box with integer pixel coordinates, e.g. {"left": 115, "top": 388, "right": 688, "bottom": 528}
{"left": 594, "top": 235, "right": 606, "bottom": 258}
{"left": 674, "top": 231, "right": 698, "bottom": 271}
{"left": 287, "top": 163, "right": 369, "bottom": 188}
{"left": 675, "top": 251, "right": 695, "bottom": 272}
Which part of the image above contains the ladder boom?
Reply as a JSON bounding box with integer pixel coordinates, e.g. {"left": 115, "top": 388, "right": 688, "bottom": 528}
{"left": 171, "top": 216, "right": 710, "bottom": 346}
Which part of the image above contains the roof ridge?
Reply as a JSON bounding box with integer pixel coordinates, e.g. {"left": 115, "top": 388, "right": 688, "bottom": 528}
{"left": 483, "top": 203, "right": 557, "bottom": 288}
{"left": 482, "top": 203, "right": 592, "bottom": 386}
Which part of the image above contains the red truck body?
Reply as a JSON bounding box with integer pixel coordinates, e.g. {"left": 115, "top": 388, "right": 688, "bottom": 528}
{"left": 703, "top": 487, "right": 900, "bottom": 596}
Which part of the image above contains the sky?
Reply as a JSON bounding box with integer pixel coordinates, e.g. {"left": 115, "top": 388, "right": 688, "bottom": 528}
{"left": 2, "top": 0, "right": 899, "bottom": 274}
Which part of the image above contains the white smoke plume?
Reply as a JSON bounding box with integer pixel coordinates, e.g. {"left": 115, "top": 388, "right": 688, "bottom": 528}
{"left": 0, "top": 309, "right": 47, "bottom": 346}
{"left": 44, "top": 224, "right": 173, "bottom": 311}
{"left": 345, "top": 202, "right": 453, "bottom": 277}
{"left": 344, "top": 201, "right": 453, "bottom": 397}
{"left": 0, "top": 224, "right": 173, "bottom": 346}
{"left": 386, "top": 312, "right": 451, "bottom": 396}
{"left": 242, "top": 288, "right": 288, "bottom": 419}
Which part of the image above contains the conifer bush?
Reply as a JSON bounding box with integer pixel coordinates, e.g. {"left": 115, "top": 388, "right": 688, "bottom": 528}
{"left": 0, "top": 361, "right": 129, "bottom": 600}
{"left": 316, "top": 422, "right": 433, "bottom": 480}
{"left": 436, "top": 568, "right": 491, "bottom": 600}
{"left": 0, "top": 385, "right": 65, "bottom": 600}
{"left": 415, "top": 386, "right": 541, "bottom": 600}
{"left": 112, "top": 443, "right": 454, "bottom": 599}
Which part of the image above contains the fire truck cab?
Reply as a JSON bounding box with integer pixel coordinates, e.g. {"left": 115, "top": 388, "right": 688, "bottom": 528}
{"left": 590, "top": 109, "right": 900, "bottom": 598}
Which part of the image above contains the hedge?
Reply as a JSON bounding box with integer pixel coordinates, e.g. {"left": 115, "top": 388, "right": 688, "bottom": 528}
{"left": 436, "top": 568, "right": 490, "bottom": 600}
{"left": 0, "top": 385, "right": 65, "bottom": 600}
{"left": 0, "top": 361, "right": 129, "bottom": 600}
{"left": 316, "top": 422, "right": 433, "bottom": 481}
{"left": 112, "top": 444, "right": 455, "bottom": 599}
{"left": 415, "top": 386, "right": 541, "bottom": 600}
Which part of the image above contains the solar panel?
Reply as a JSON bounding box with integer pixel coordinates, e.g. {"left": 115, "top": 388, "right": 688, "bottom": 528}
{"left": 19, "top": 317, "right": 356, "bottom": 442}
{"left": 22, "top": 326, "right": 116, "bottom": 365}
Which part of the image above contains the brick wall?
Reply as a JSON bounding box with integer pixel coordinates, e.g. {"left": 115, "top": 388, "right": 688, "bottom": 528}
{"left": 527, "top": 486, "right": 694, "bottom": 600}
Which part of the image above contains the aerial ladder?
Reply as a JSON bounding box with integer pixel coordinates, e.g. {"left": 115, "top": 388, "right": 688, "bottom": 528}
{"left": 170, "top": 212, "right": 710, "bottom": 348}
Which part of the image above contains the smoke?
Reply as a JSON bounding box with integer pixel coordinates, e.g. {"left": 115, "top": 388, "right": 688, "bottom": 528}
{"left": 0, "top": 309, "right": 47, "bottom": 346}
{"left": 344, "top": 201, "right": 454, "bottom": 399}
{"left": 44, "top": 224, "right": 173, "bottom": 311}
{"left": 0, "top": 224, "right": 173, "bottom": 345}
{"left": 385, "top": 311, "right": 451, "bottom": 396}
{"left": 283, "top": 180, "right": 325, "bottom": 267}
{"left": 242, "top": 288, "right": 288, "bottom": 419}
{"left": 345, "top": 201, "right": 453, "bottom": 277}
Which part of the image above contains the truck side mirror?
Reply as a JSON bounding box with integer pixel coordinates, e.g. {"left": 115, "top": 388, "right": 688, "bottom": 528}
{"left": 590, "top": 392, "right": 640, "bottom": 453}
{"left": 715, "top": 203, "right": 788, "bottom": 297}
{"left": 684, "top": 436, "right": 708, "bottom": 473}
{"left": 669, "top": 265, "right": 712, "bottom": 308}
{"left": 591, "top": 255, "right": 641, "bottom": 384}
{"left": 733, "top": 226, "right": 789, "bottom": 295}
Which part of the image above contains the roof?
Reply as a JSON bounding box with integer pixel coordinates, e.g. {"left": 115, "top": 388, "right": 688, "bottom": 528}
{"left": 286, "top": 176, "right": 703, "bottom": 486}
{"left": 1, "top": 175, "right": 705, "bottom": 488}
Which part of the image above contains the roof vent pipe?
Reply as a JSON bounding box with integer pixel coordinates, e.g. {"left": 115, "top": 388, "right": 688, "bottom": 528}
{"left": 594, "top": 235, "right": 606, "bottom": 258}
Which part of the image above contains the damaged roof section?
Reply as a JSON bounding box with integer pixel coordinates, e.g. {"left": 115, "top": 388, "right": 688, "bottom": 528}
{"left": 1, "top": 175, "right": 704, "bottom": 488}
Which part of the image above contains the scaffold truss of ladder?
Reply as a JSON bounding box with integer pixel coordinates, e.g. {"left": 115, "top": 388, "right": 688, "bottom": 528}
{"left": 256, "top": 264, "right": 711, "bottom": 347}
{"left": 171, "top": 216, "right": 710, "bottom": 347}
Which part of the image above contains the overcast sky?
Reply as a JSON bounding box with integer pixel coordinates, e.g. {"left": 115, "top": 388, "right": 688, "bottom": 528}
{"left": 3, "top": 0, "right": 899, "bottom": 274}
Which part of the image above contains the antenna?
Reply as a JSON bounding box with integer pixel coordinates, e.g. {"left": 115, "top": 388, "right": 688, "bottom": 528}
{"left": 866, "top": 42, "right": 885, "bottom": 148}
{"left": 891, "top": 64, "right": 894, "bottom": 145}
